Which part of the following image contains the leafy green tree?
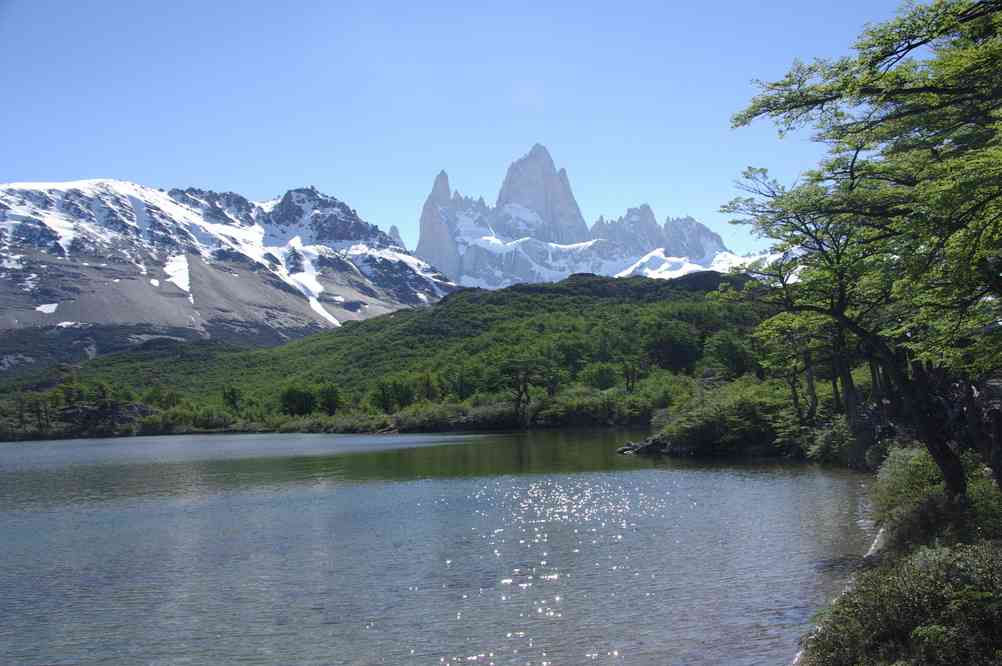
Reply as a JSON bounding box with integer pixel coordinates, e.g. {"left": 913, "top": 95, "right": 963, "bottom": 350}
{"left": 645, "top": 320, "right": 701, "bottom": 373}
{"left": 729, "top": 0, "right": 1002, "bottom": 497}
{"left": 703, "top": 330, "right": 757, "bottom": 379}
{"left": 442, "top": 360, "right": 482, "bottom": 401}
{"left": 279, "top": 385, "right": 316, "bottom": 416}
{"left": 369, "top": 380, "right": 397, "bottom": 413}
{"left": 318, "top": 383, "right": 342, "bottom": 416}
{"left": 414, "top": 372, "right": 440, "bottom": 403}
{"left": 221, "top": 385, "right": 242, "bottom": 412}
{"left": 580, "top": 362, "right": 619, "bottom": 390}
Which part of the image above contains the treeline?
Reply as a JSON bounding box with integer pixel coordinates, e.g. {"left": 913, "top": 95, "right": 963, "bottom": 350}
{"left": 0, "top": 280, "right": 770, "bottom": 440}
{"left": 722, "top": 2, "right": 1002, "bottom": 664}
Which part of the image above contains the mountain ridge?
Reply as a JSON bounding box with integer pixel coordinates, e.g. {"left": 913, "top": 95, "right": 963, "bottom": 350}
{"left": 0, "top": 178, "right": 455, "bottom": 373}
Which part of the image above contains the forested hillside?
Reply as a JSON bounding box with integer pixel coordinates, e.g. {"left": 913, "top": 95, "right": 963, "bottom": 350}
{"left": 0, "top": 272, "right": 767, "bottom": 439}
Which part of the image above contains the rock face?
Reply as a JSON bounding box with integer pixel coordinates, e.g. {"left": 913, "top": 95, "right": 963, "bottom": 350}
{"left": 0, "top": 179, "right": 454, "bottom": 373}
{"left": 494, "top": 144, "right": 591, "bottom": 244}
{"left": 414, "top": 144, "right": 742, "bottom": 288}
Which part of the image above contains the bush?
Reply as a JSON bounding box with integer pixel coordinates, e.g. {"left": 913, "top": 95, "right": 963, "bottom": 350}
{"left": 645, "top": 320, "right": 701, "bottom": 372}
{"left": 801, "top": 542, "right": 1002, "bottom": 666}
{"left": 652, "top": 377, "right": 787, "bottom": 457}
{"left": 279, "top": 385, "right": 316, "bottom": 416}
{"left": 463, "top": 403, "right": 520, "bottom": 430}
{"left": 808, "top": 417, "right": 854, "bottom": 465}
{"left": 702, "top": 329, "right": 757, "bottom": 378}
{"left": 874, "top": 447, "right": 1002, "bottom": 552}
{"left": 394, "top": 402, "right": 466, "bottom": 432}
{"left": 579, "top": 362, "right": 619, "bottom": 390}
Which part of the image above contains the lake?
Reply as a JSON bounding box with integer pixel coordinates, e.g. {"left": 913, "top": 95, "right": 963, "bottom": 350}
{"left": 0, "top": 430, "right": 874, "bottom": 665}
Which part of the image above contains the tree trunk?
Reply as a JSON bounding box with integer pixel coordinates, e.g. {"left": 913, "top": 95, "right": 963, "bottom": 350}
{"left": 869, "top": 360, "right": 883, "bottom": 402}
{"left": 891, "top": 363, "right": 968, "bottom": 499}
{"left": 831, "top": 370, "right": 843, "bottom": 414}
{"left": 990, "top": 409, "right": 1002, "bottom": 491}
{"left": 803, "top": 349, "right": 818, "bottom": 423}
{"left": 786, "top": 375, "right": 803, "bottom": 423}
{"left": 832, "top": 329, "right": 858, "bottom": 422}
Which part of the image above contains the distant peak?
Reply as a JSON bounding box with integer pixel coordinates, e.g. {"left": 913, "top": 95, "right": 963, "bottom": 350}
{"left": 517, "top": 143, "right": 554, "bottom": 168}
{"left": 429, "top": 170, "right": 451, "bottom": 203}
{"left": 529, "top": 142, "right": 551, "bottom": 157}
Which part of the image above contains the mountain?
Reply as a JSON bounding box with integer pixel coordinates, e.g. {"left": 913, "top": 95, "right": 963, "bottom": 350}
{"left": 414, "top": 144, "right": 745, "bottom": 288}
{"left": 0, "top": 179, "right": 454, "bottom": 373}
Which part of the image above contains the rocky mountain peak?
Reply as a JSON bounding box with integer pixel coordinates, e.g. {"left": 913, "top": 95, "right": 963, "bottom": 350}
{"left": 663, "top": 215, "right": 727, "bottom": 262}
{"left": 494, "top": 144, "right": 590, "bottom": 244}
{"left": 415, "top": 171, "right": 462, "bottom": 278}
{"left": 411, "top": 145, "right": 738, "bottom": 289}
{"left": 388, "top": 225, "right": 405, "bottom": 249}
{"left": 430, "top": 170, "right": 451, "bottom": 204}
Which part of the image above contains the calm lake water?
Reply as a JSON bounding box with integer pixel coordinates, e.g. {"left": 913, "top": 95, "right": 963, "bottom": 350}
{"left": 0, "top": 430, "right": 874, "bottom": 665}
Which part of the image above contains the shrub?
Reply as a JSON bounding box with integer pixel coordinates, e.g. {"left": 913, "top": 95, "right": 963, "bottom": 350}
{"left": 317, "top": 383, "right": 342, "bottom": 416}
{"left": 645, "top": 320, "right": 701, "bottom": 372}
{"left": 653, "top": 378, "right": 787, "bottom": 457}
{"left": 801, "top": 543, "right": 1002, "bottom": 666}
{"left": 808, "top": 417, "right": 854, "bottom": 465}
{"left": 579, "top": 362, "right": 619, "bottom": 390}
{"left": 394, "top": 402, "right": 466, "bottom": 432}
{"left": 279, "top": 385, "right": 316, "bottom": 416}
{"left": 874, "top": 447, "right": 1002, "bottom": 552}
{"left": 702, "top": 329, "right": 757, "bottom": 378}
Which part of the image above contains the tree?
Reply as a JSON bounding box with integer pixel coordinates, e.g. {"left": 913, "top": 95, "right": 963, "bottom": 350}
{"left": 729, "top": 0, "right": 1002, "bottom": 497}
{"left": 580, "top": 362, "right": 619, "bottom": 390}
{"left": 645, "top": 320, "right": 701, "bottom": 373}
{"left": 318, "top": 384, "right": 341, "bottom": 416}
{"left": 222, "top": 385, "right": 242, "bottom": 412}
{"left": 279, "top": 385, "right": 316, "bottom": 416}
{"left": 369, "top": 380, "right": 397, "bottom": 413}
{"left": 703, "top": 330, "right": 757, "bottom": 379}
{"left": 442, "top": 360, "right": 481, "bottom": 401}
{"left": 498, "top": 356, "right": 543, "bottom": 425}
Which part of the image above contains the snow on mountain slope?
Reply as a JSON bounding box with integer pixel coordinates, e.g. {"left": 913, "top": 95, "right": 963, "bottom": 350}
{"left": 415, "top": 145, "right": 741, "bottom": 288}
{"left": 0, "top": 179, "right": 454, "bottom": 371}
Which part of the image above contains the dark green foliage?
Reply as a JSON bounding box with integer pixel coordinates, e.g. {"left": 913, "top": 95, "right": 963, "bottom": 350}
{"left": 652, "top": 377, "right": 788, "bottom": 457}
{"left": 317, "top": 384, "right": 342, "bottom": 416}
{"left": 279, "top": 385, "right": 317, "bottom": 416}
{"left": 802, "top": 543, "right": 1002, "bottom": 666}
{"left": 873, "top": 448, "right": 1002, "bottom": 552}
{"left": 702, "top": 329, "right": 757, "bottom": 378}
{"left": 222, "top": 385, "right": 242, "bottom": 411}
{"left": 644, "top": 320, "right": 701, "bottom": 372}
{"left": 579, "top": 362, "right": 619, "bottom": 390}
{"left": 0, "top": 274, "right": 762, "bottom": 440}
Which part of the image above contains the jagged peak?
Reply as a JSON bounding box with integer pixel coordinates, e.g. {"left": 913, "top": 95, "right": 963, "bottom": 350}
{"left": 511, "top": 143, "right": 556, "bottom": 172}
{"left": 428, "top": 170, "right": 451, "bottom": 204}
{"left": 388, "top": 225, "right": 405, "bottom": 249}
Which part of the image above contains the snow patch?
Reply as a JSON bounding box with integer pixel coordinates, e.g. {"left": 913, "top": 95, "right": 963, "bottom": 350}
{"left": 150, "top": 278, "right": 160, "bottom": 287}
{"left": 164, "top": 254, "right": 193, "bottom": 302}
{"left": 35, "top": 303, "right": 58, "bottom": 314}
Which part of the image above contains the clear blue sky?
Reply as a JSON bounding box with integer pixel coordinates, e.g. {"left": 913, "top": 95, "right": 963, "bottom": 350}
{"left": 0, "top": 0, "right": 903, "bottom": 254}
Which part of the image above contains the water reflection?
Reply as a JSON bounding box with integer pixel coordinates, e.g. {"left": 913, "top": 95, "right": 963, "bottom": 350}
{"left": 0, "top": 431, "right": 873, "bottom": 665}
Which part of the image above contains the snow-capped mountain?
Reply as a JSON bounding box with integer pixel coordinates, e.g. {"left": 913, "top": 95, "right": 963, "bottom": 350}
{"left": 0, "top": 179, "right": 454, "bottom": 372}
{"left": 415, "top": 144, "right": 747, "bottom": 288}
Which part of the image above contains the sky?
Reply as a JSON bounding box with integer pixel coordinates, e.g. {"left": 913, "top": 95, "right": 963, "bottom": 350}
{"left": 0, "top": 0, "right": 905, "bottom": 255}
